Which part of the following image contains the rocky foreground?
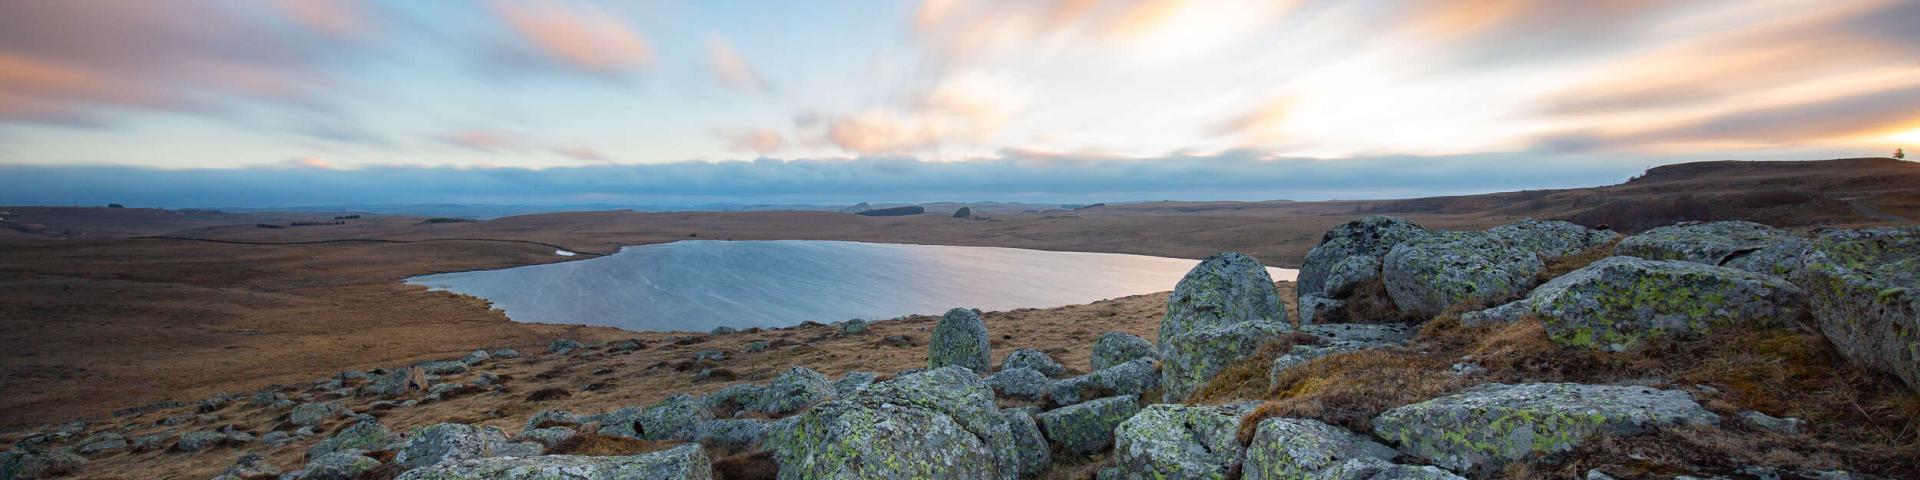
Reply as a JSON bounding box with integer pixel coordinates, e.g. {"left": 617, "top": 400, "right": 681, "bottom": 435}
{"left": 3, "top": 217, "right": 1917, "bottom": 479}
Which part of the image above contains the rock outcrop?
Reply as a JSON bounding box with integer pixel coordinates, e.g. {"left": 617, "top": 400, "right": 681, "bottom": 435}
{"left": 1801, "top": 227, "right": 1920, "bottom": 391}
{"left": 1484, "top": 257, "right": 1805, "bottom": 351}
{"left": 1487, "top": 219, "right": 1617, "bottom": 258}
{"left": 1267, "top": 324, "right": 1415, "bottom": 385}
{"left": 1297, "top": 216, "right": 1432, "bottom": 324}
{"left": 1615, "top": 221, "right": 1807, "bottom": 276}
{"left": 1160, "top": 252, "right": 1289, "bottom": 401}
{"left": 600, "top": 394, "right": 714, "bottom": 441}
{"left": 1383, "top": 231, "right": 1546, "bottom": 318}
{"left": 1111, "top": 404, "right": 1244, "bottom": 479}
{"left": 1373, "top": 383, "right": 1718, "bottom": 476}
{"left": 929, "top": 308, "right": 992, "bottom": 372}
{"left": 1036, "top": 395, "right": 1140, "bottom": 455}
{"left": 765, "top": 367, "right": 1018, "bottom": 479}
{"left": 1090, "top": 332, "right": 1157, "bottom": 371}
{"left": 1243, "top": 417, "right": 1458, "bottom": 480}
{"left": 753, "top": 367, "right": 831, "bottom": 415}
{"left": 987, "top": 367, "right": 1052, "bottom": 401}
{"left": 1001, "top": 349, "right": 1066, "bottom": 377}
{"left": 394, "top": 444, "right": 713, "bottom": 480}
{"left": 308, "top": 420, "right": 391, "bottom": 458}
{"left": 1049, "top": 358, "right": 1160, "bottom": 407}
{"left": 392, "top": 423, "right": 541, "bottom": 470}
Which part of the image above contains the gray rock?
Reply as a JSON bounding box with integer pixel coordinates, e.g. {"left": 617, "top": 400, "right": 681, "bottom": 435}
{"left": 692, "top": 349, "right": 728, "bottom": 362}
{"left": 1003, "top": 408, "right": 1050, "bottom": 479}
{"left": 1035, "top": 395, "right": 1140, "bottom": 455}
{"left": 1739, "top": 410, "right": 1804, "bottom": 435}
{"left": 1300, "top": 216, "right": 1433, "bottom": 299}
{"left": 1458, "top": 299, "right": 1531, "bottom": 326}
{"left": 251, "top": 390, "right": 288, "bottom": 407}
{"left": 1487, "top": 219, "right": 1617, "bottom": 258}
{"left": 987, "top": 367, "right": 1052, "bottom": 401}
{"left": 1159, "top": 252, "right": 1288, "bottom": 352}
{"left": 1314, "top": 457, "right": 1468, "bottom": 480}
{"left": 1297, "top": 293, "right": 1345, "bottom": 326}
{"left": 460, "top": 349, "right": 491, "bottom": 365}
{"left": 1001, "top": 349, "right": 1066, "bottom": 377}
{"left": 1383, "top": 231, "right": 1545, "bottom": 318}
{"left": 746, "top": 340, "right": 770, "bottom": 353}
{"left": 1090, "top": 332, "right": 1157, "bottom": 371}
{"left": 547, "top": 338, "right": 582, "bottom": 354}
{"left": 0, "top": 448, "right": 84, "bottom": 479}
{"left": 1050, "top": 358, "right": 1161, "bottom": 407}
{"left": 523, "top": 410, "right": 584, "bottom": 431}
{"left": 752, "top": 367, "right": 831, "bottom": 415}
{"left": 1515, "top": 257, "right": 1805, "bottom": 351}
{"left": 607, "top": 339, "right": 643, "bottom": 353}
{"left": 837, "top": 319, "right": 870, "bottom": 336}
{"left": 288, "top": 450, "right": 381, "bottom": 480}
{"left": 260, "top": 431, "right": 295, "bottom": 447}
{"left": 1112, "top": 404, "right": 1244, "bottom": 479}
{"left": 1162, "top": 320, "right": 1291, "bottom": 401}
{"left": 1242, "top": 417, "right": 1401, "bottom": 480}
{"left": 1615, "top": 221, "right": 1802, "bottom": 268}
{"left": 289, "top": 402, "right": 344, "bottom": 426}
{"left": 929, "top": 307, "right": 993, "bottom": 372}
{"left": 173, "top": 431, "right": 229, "bottom": 452}
{"left": 393, "top": 444, "right": 714, "bottom": 480}
{"left": 490, "top": 348, "right": 521, "bottom": 359}
{"left": 362, "top": 366, "right": 423, "bottom": 398}
{"left": 1268, "top": 343, "right": 1369, "bottom": 385}
{"left": 1801, "top": 227, "right": 1920, "bottom": 391}
{"left": 1298, "top": 323, "right": 1418, "bottom": 345}
{"left": 158, "top": 414, "right": 191, "bottom": 426}
{"left": 601, "top": 394, "right": 714, "bottom": 441}
{"left": 702, "top": 385, "right": 765, "bottom": 415}
{"left": 132, "top": 432, "right": 174, "bottom": 452}
{"left": 712, "top": 326, "right": 739, "bottom": 335}
{"left": 75, "top": 432, "right": 126, "bottom": 455}
{"left": 1373, "top": 383, "right": 1719, "bottom": 476}
{"left": 515, "top": 427, "right": 578, "bottom": 447}
{"left": 692, "top": 419, "right": 767, "bottom": 449}
{"left": 393, "top": 423, "right": 541, "bottom": 470}
{"left": 418, "top": 360, "right": 469, "bottom": 376}
{"left": 214, "top": 451, "right": 281, "bottom": 479}
{"left": 832, "top": 371, "right": 878, "bottom": 397}
{"left": 765, "top": 366, "right": 1018, "bottom": 479}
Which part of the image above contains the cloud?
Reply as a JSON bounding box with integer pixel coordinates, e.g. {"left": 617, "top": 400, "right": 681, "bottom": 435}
{"left": 552, "top": 146, "right": 610, "bottom": 162}
{"left": 439, "top": 130, "right": 528, "bottom": 152}
{"left": 707, "top": 37, "right": 769, "bottom": 92}
{"left": 285, "top": 157, "right": 337, "bottom": 169}
{"left": 814, "top": 72, "right": 1025, "bottom": 155}
{"left": 488, "top": 1, "right": 653, "bottom": 75}
{"left": 722, "top": 129, "right": 788, "bottom": 155}
{"left": 266, "top": 0, "right": 375, "bottom": 41}
{"left": 1214, "top": 96, "right": 1296, "bottom": 144}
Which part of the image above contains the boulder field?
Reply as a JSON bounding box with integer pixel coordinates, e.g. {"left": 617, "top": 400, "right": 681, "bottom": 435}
{"left": 2, "top": 217, "right": 1914, "bottom": 479}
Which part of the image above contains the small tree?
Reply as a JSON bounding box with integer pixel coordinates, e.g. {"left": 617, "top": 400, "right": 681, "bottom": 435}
{"left": 1896, "top": 148, "right": 1906, "bottom": 159}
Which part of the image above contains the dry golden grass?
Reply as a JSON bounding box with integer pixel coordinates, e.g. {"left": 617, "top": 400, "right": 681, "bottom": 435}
{"left": 541, "top": 433, "right": 679, "bottom": 456}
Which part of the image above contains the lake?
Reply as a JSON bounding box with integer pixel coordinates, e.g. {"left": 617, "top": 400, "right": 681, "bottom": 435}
{"left": 407, "top": 240, "right": 1297, "bottom": 332}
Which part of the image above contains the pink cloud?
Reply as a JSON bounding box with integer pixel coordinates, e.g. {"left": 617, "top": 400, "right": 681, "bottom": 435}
{"left": 721, "top": 129, "right": 788, "bottom": 155}
{"left": 490, "top": 1, "right": 654, "bottom": 75}
{"left": 707, "top": 37, "right": 768, "bottom": 92}
{"left": 267, "top": 0, "right": 374, "bottom": 41}
{"left": 286, "top": 157, "right": 336, "bottom": 169}
{"left": 552, "top": 146, "right": 611, "bottom": 162}
{"left": 440, "top": 130, "right": 527, "bottom": 152}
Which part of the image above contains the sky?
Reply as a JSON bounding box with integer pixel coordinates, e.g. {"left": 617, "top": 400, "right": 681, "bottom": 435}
{"left": 1, "top": 0, "right": 1916, "bottom": 207}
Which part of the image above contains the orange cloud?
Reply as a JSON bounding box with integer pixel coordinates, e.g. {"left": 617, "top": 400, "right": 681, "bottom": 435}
{"left": 1215, "top": 96, "right": 1295, "bottom": 143}
{"left": 490, "top": 1, "right": 653, "bottom": 74}
{"left": 722, "top": 129, "right": 788, "bottom": 155}
{"left": 707, "top": 38, "right": 767, "bottom": 92}
{"left": 267, "top": 0, "right": 372, "bottom": 41}
{"left": 552, "top": 146, "right": 610, "bottom": 162}
{"left": 287, "top": 157, "right": 336, "bottom": 169}
{"left": 440, "top": 130, "right": 526, "bottom": 152}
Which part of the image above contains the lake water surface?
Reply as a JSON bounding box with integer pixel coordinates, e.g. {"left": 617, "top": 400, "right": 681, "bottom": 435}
{"left": 408, "top": 240, "right": 1296, "bottom": 332}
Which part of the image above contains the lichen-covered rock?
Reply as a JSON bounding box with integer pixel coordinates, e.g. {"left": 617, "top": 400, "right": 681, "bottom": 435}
{"left": 1241, "top": 417, "right": 1400, "bottom": 480}
{"left": 1090, "top": 332, "right": 1157, "bottom": 371}
{"left": 1268, "top": 323, "right": 1418, "bottom": 383}
{"left": 393, "top": 423, "right": 541, "bottom": 470}
{"left": 213, "top": 452, "right": 281, "bottom": 480}
{"left": 289, "top": 401, "right": 344, "bottom": 426}
{"left": 460, "top": 349, "right": 492, "bottom": 365}
{"left": 523, "top": 410, "right": 584, "bottom": 431}
{"left": 548, "top": 338, "right": 582, "bottom": 354}
{"left": 1314, "top": 457, "right": 1466, "bottom": 480}
{"left": 1162, "top": 321, "right": 1291, "bottom": 401}
{"left": 289, "top": 450, "right": 381, "bottom": 480}
{"left": 692, "top": 349, "right": 728, "bottom": 362}
{"left": 1296, "top": 293, "right": 1345, "bottom": 326}
{"left": 1519, "top": 257, "right": 1805, "bottom": 351}
{"left": 75, "top": 432, "right": 126, "bottom": 455}
{"left": 514, "top": 427, "right": 577, "bottom": 447}
{"left": 1268, "top": 343, "right": 1368, "bottom": 385}
{"left": 0, "top": 448, "right": 84, "bottom": 479}
{"left": 764, "top": 366, "right": 1018, "bottom": 480}
{"left": 1160, "top": 252, "right": 1288, "bottom": 351}
{"left": 602, "top": 394, "right": 714, "bottom": 441}
{"left": 1035, "top": 395, "right": 1140, "bottom": 455}
{"left": 988, "top": 367, "right": 1053, "bottom": 401}
{"left": 308, "top": 420, "right": 392, "bottom": 459}
{"left": 837, "top": 319, "right": 870, "bottom": 336}
{"left": 1615, "top": 221, "right": 1802, "bottom": 269}
{"left": 1373, "top": 383, "right": 1718, "bottom": 476}
{"left": 394, "top": 444, "right": 714, "bottom": 480}
{"left": 1050, "top": 358, "right": 1160, "bottom": 407}
{"left": 491, "top": 348, "right": 521, "bottom": 359}
{"left": 692, "top": 419, "right": 768, "bottom": 449}
{"left": 929, "top": 307, "right": 993, "bottom": 372}
{"left": 1487, "top": 219, "right": 1616, "bottom": 258}
{"left": 1300, "top": 216, "right": 1432, "bottom": 299}
{"left": 1111, "top": 404, "right": 1243, "bottom": 479}
{"left": 1383, "top": 231, "right": 1545, "bottom": 318}
{"left": 1003, "top": 408, "right": 1050, "bottom": 479}
{"left": 1001, "top": 349, "right": 1066, "bottom": 377}
{"left": 173, "top": 431, "right": 229, "bottom": 452}
{"left": 752, "top": 367, "right": 831, "bottom": 415}
{"left": 418, "top": 360, "right": 468, "bottom": 376}
{"left": 1801, "top": 226, "right": 1920, "bottom": 391}
{"left": 832, "top": 371, "right": 877, "bottom": 397}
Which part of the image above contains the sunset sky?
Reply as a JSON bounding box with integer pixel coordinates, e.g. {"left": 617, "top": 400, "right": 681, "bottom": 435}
{"left": 2, "top": 0, "right": 1917, "bottom": 206}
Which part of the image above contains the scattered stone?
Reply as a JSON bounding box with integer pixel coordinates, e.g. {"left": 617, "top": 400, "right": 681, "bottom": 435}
{"left": 1801, "top": 226, "right": 1920, "bottom": 391}
{"left": 986, "top": 367, "right": 1052, "bottom": 401}
{"left": 516, "top": 427, "right": 577, "bottom": 447}
{"left": 1298, "top": 216, "right": 1433, "bottom": 324}
{"left": 395, "top": 444, "right": 713, "bottom": 480}
{"left": 752, "top": 367, "right": 831, "bottom": 415}
{"left": 766, "top": 366, "right": 1019, "bottom": 479}
{"left": 1512, "top": 257, "right": 1805, "bottom": 351}
{"left": 251, "top": 390, "right": 288, "bottom": 407}
{"left": 1036, "top": 395, "right": 1140, "bottom": 455}
{"left": 929, "top": 307, "right": 993, "bottom": 372}
{"left": 746, "top": 340, "right": 770, "bottom": 353}
{"left": 1373, "top": 383, "right": 1719, "bottom": 476}
{"left": 393, "top": 423, "right": 541, "bottom": 470}
{"left": 213, "top": 452, "right": 280, "bottom": 480}
{"left": 75, "top": 432, "right": 126, "bottom": 456}
{"left": 172, "top": 431, "right": 230, "bottom": 453}
{"left": 260, "top": 431, "right": 295, "bottom": 447}
{"left": 1003, "top": 408, "right": 1050, "bottom": 478}
{"left": 607, "top": 339, "right": 644, "bottom": 353}
{"left": 1001, "top": 349, "right": 1066, "bottom": 377}
{"left": 418, "top": 360, "right": 469, "bottom": 376}
{"left": 1112, "top": 404, "right": 1244, "bottom": 479}
{"left": 711, "top": 326, "right": 738, "bottom": 335}
{"left": 1090, "top": 332, "right": 1157, "bottom": 371}
{"left": 1242, "top": 417, "right": 1405, "bottom": 480}
{"left": 307, "top": 420, "right": 391, "bottom": 459}
{"left": 362, "top": 366, "right": 427, "bottom": 398}
{"left": 132, "top": 432, "right": 174, "bottom": 452}
{"left": 702, "top": 385, "right": 765, "bottom": 416}
{"left": 548, "top": 339, "right": 582, "bottom": 354}
{"left": 692, "top": 419, "right": 767, "bottom": 448}
{"left": 0, "top": 448, "right": 84, "bottom": 479}
{"left": 490, "top": 348, "right": 521, "bottom": 359}
{"left": 832, "top": 371, "right": 878, "bottom": 397}
{"left": 603, "top": 394, "right": 714, "bottom": 441}
{"left": 158, "top": 414, "right": 191, "bottom": 426}
{"left": 459, "top": 349, "right": 491, "bottom": 365}
{"left": 1739, "top": 410, "right": 1805, "bottom": 435}
{"left": 880, "top": 334, "right": 915, "bottom": 348}
{"left": 1382, "top": 231, "right": 1546, "bottom": 318}
{"left": 288, "top": 450, "right": 381, "bottom": 480}
{"left": 1050, "top": 358, "right": 1160, "bottom": 407}
{"left": 692, "top": 349, "right": 729, "bottom": 362}
{"left": 289, "top": 402, "right": 344, "bottom": 426}
{"left": 837, "top": 318, "right": 870, "bottom": 336}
